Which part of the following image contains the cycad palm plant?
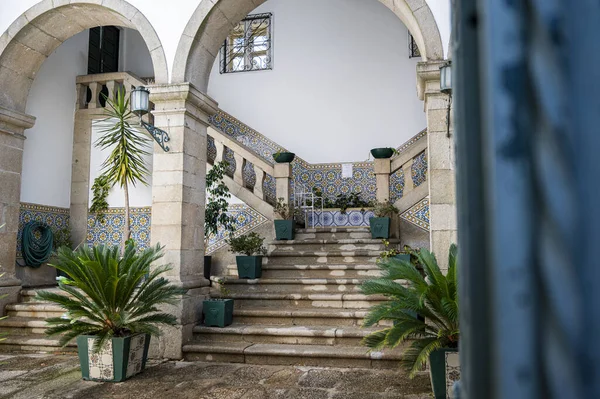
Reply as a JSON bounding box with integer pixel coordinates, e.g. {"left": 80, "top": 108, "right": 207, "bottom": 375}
{"left": 91, "top": 87, "right": 151, "bottom": 248}
{"left": 360, "top": 244, "right": 458, "bottom": 377}
{"left": 37, "top": 242, "right": 186, "bottom": 351}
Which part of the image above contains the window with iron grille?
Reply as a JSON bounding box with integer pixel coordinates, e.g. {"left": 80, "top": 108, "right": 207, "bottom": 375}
{"left": 220, "top": 13, "right": 273, "bottom": 74}
{"left": 409, "top": 33, "right": 421, "bottom": 58}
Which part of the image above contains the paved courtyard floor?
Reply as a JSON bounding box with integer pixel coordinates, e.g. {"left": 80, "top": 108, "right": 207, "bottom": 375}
{"left": 0, "top": 353, "right": 432, "bottom": 399}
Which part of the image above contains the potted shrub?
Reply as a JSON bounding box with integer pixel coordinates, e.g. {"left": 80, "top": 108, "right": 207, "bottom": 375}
{"left": 205, "top": 160, "right": 236, "bottom": 279}
{"left": 378, "top": 240, "right": 413, "bottom": 264}
{"left": 360, "top": 244, "right": 459, "bottom": 399}
{"left": 227, "top": 232, "right": 267, "bottom": 279}
{"left": 203, "top": 282, "right": 233, "bottom": 328}
{"left": 37, "top": 242, "right": 186, "bottom": 382}
{"left": 273, "top": 197, "right": 295, "bottom": 240}
{"left": 369, "top": 200, "right": 399, "bottom": 239}
{"left": 370, "top": 147, "right": 398, "bottom": 159}
{"left": 272, "top": 150, "right": 295, "bottom": 163}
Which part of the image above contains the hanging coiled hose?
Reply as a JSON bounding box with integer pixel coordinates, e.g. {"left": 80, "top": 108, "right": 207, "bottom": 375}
{"left": 21, "top": 221, "right": 53, "bottom": 268}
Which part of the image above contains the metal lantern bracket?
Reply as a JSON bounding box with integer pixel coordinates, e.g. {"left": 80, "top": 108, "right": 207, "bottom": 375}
{"left": 141, "top": 120, "right": 170, "bottom": 152}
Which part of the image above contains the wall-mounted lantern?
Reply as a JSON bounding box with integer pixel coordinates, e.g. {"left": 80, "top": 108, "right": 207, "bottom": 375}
{"left": 131, "top": 86, "right": 170, "bottom": 152}
{"left": 440, "top": 62, "right": 452, "bottom": 94}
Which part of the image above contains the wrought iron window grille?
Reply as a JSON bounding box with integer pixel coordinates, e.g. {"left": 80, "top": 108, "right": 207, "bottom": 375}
{"left": 409, "top": 33, "right": 421, "bottom": 58}
{"left": 220, "top": 13, "right": 273, "bottom": 74}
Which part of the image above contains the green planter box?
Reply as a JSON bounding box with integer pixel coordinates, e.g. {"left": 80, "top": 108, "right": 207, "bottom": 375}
{"left": 429, "top": 348, "right": 460, "bottom": 399}
{"left": 274, "top": 219, "right": 295, "bottom": 240}
{"left": 76, "top": 333, "right": 150, "bottom": 382}
{"left": 370, "top": 148, "right": 394, "bottom": 159}
{"left": 236, "top": 256, "right": 263, "bottom": 279}
{"left": 273, "top": 152, "right": 295, "bottom": 163}
{"left": 369, "top": 217, "right": 391, "bottom": 239}
{"left": 203, "top": 299, "right": 234, "bottom": 327}
{"left": 393, "top": 253, "right": 411, "bottom": 263}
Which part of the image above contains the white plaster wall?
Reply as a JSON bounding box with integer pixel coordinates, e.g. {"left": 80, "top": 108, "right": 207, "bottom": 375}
{"left": 0, "top": 0, "right": 452, "bottom": 82}
{"left": 21, "top": 31, "right": 89, "bottom": 208}
{"left": 20, "top": 27, "right": 155, "bottom": 208}
{"left": 208, "top": 0, "right": 426, "bottom": 163}
{"left": 89, "top": 120, "right": 153, "bottom": 208}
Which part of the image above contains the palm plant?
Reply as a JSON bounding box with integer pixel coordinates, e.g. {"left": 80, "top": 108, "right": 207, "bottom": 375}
{"left": 91, "top": 87, "right": 151, "bottom": 248}
{"left": 360, "top": 244, "right": 458, "bottom": 378}
{"left": 37, "top": 241, "right": 186, "bottom": 351}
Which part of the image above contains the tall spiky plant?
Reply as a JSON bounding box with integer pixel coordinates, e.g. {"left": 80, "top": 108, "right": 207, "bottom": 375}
{"left": 360, "top": 244, "right": 458, "bottom": 378}
{"left": 91, "top": 87, "right": 151, "bottom": 249}
{"left": 37, "top": 242, "right": 186, "bottom": 351}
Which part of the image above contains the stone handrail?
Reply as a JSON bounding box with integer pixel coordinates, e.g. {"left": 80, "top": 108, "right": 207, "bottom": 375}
{"left": 75, "top": 72, "right": 150, "bottom": 111}
{"left": 207, "top": 126, "right": 292, "bottom": 210}
{"left": 374, "top": 131, "right": 428, "bottom": 203}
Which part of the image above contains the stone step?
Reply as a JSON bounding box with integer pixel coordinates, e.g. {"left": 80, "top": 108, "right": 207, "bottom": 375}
{"left": 226, "top": 263, "right": 381, "bottom": 278}
{"left": 231, "top": 307, "right": 379, "bottom": 326}
{"left": 0, "top": 334, "right": 76, "bottom": 353}
{"left": 213, "top": 277, "right": 368, "bottom": 295}
{"left": 268, "top": 238, "right": 397, "bottom": 253}
{"left": 294, "top": 227, "right": 373, "bottom": 241}
{"left": 6, "top": 303, "right": 66, "bottom": 319}
{"left": 0, "top": 317, "right": 49, "bottom": 335}
{"left": 193, "top": 323, "right": 377, "bottom": 346}
{"left": 210, "top": 292, "right": 386, "bottom": 309}
{"left": 182, "top": 342, "right": 403, "bottom": 368}
{"left": 262, "top": 252, "right": 381, "bottom": 266}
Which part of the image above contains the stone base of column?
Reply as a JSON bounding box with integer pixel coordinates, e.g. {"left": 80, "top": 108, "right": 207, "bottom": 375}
{"left": 0, "top": 278, "right": 21, "bottom": 317}
{"left": 148, "top": 286, "right": 211, "bottom": 360}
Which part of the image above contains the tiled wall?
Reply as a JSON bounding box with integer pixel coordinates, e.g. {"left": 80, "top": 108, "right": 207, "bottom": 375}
{"left": 17, "top": 203, "right": 70, "bottom": 258}
{"left": 306, "top": 208, "right": 376, "bottom": 228}
{"left": 86, "top": 207, "right": 152, "bottom": 250}
{"left": 206, "top": 203, "right": 269, "bottom": 254}
{"left": 400, "top": 198, "right": 430, "bottom": 231}
{"left": 208, "top": 110, "right": 428, "bottom": 205}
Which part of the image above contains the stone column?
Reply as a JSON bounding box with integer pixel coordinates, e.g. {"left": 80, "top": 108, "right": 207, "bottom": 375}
{"left": 417, "top": 61, "right": 457, "bottom": 270}
{"left": 274, "top": 163, "right": 292, "bottom": 206}
{"left": 374, "top": 158, "right": 391, "bottom": 203}
{"left": 0, "top": 106, "right": 35, "bottom": 315}
{"left": 148, "top": 83, "right": 217, "bottom": 359}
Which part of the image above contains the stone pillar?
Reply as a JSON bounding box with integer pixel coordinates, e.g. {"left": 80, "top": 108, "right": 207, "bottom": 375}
{"left": 417, "top": 61, "right": 457, "bottom": 270}
{"left": 374, "top": 158, "right": 391, "bottom": 203}
{"left": 0, "top": 106, "right": 35, "bottom": 315}
{"left": 274, "top": 163, "right": 292, "bottom": 206}
{"left": 148, "top": 83, "right": 216, "bottom": 359}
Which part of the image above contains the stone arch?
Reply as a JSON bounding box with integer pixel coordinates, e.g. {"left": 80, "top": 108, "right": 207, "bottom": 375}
{"left": 0, "top": 0, "right": 168, "bottom": 113}
{"left": 172, "top": 0, "right": 444, "bottom": 91}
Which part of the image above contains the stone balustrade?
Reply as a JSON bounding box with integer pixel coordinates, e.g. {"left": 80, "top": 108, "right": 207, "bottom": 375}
{"left": 75, "top": 72, "right": 151, "bottom": 111}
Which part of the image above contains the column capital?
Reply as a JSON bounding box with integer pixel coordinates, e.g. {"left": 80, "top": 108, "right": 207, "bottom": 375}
{"left": 373, "top": 158, "right": 391, "bottom": 174}
{"left": 416, "top": 60, "right": 448, "bottom": 101}
{"left": 274, "top": 163, "right": 292, "bottom": 178}
{"left": 148, "top": 83, "right": 219, "bottom": 127}
{"left": 0, "top": 105, "right": 35, "bottom": 137}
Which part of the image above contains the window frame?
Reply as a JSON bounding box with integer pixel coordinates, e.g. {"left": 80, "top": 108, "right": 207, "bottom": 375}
{"left": 220, "top": 13, "right": 273, "bottom": 74}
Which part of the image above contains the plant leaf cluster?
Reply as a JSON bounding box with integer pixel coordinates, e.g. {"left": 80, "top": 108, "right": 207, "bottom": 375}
{"left": 37, "top": 242, "right": 187, "bottom": 352}
{"left": 205, "top": 161, "right": 236, "bottom": 248}
{"left": 360, "top": 244, "right": 459, "bottom": 378}
{"left": 308, "top": 188, "right": 373, "bottom": 214}
{"left": 373, "top": 200, "right": 399, "bottom": 218}
{"left": 227, "top": 232, "right": 267, "bottom": 256}
{"left": 274, "top": 197, "right": 293, "bottom": 220}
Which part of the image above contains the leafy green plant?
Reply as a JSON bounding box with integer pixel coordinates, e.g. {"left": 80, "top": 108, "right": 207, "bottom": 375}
{"left": 89, "top": 175, "right": 110, "bottom": 223}
{"left": 373, "top": 200, "right": 399, "bottom": 218}
{"left": 274, "top": 197, "right": 293, "bottom": 220}
{"left": 360, "top": 244, "right": 458, "bottom": 378}
{"left": 378, "top": 241, "right": 418, "bottom": 261}
{"left": 37, "top": 242, "right": 187, "bottom": 351}
{"left": 308, "top": 188, "right": 373, "bottom": 214}
{"left": 92, "top": 87, "right": 151, "bottom": 249}
{"left": 205, "top": 161, "right": 236, "bottom": 251}
{"left": 227, "top": 232, "right": 267, "bottom": 256}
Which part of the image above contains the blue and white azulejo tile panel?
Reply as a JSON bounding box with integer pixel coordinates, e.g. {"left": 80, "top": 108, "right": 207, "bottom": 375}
{"left": 17, "top": 203, "right": 70, "bottom": 258}
{"left": 411, "top": 151, "right": 428, "bottom": 188}
{"left": 306, "top": 208, "right": 376, "bottom": 228}
{"left": 87, "top": 207, "right": 151, "bottom": 250}
{"left": 400, "top": 198, "right": 430, "bottom": 231}
{"left": 206, "top": 203, "right": 269, "bottom": 254}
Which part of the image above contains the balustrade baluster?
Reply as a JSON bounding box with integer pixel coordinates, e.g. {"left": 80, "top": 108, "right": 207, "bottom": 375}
{"left": 233, "top": 153, "right": 245, "bottom": 186}
{"left": 253, "top": 165, "right": 266, "bottom": 200}
{"left": 88, "top": 82, "right": 102, "bottom": 109}
{"left": 402, "top": 158, "right": 414, "bottom": 193}
{"left": 214, "top": 141, "right": 225, "bottom": 163}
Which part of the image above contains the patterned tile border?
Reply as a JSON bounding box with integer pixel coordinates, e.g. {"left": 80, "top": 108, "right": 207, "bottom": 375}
{"left": 400, "top": 198, "right": 430, "bottom": 231}
{"left": 206, "top": 203, "right": 269, "bottom": 254}
{"left": 86, "top": 207, "right": 152, "bottom": 250}
{"left": 209, "top": 110, "right": 428, "bottom": 204}
{"left": 17, "top": 203, "right": 70, "bottom": 259}
{"left": 306, "top": 208, "right": 376, "bottom": 228}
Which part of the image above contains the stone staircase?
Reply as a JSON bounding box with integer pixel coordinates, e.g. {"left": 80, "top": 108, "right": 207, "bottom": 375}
{"left": 0, "top": 288, "right": 76, "bottom": 353}
{"left": 183, "top": 227, "right": 404, "bottom": 368}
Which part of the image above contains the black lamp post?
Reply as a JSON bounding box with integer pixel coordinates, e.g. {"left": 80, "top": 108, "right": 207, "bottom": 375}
{"left": 131, "top": 86, "right": 170, "bottom": 152}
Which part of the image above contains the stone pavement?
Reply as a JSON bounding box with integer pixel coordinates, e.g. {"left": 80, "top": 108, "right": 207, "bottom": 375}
{"left": 0, "top": 353, "right": 433, "bottom": 399}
